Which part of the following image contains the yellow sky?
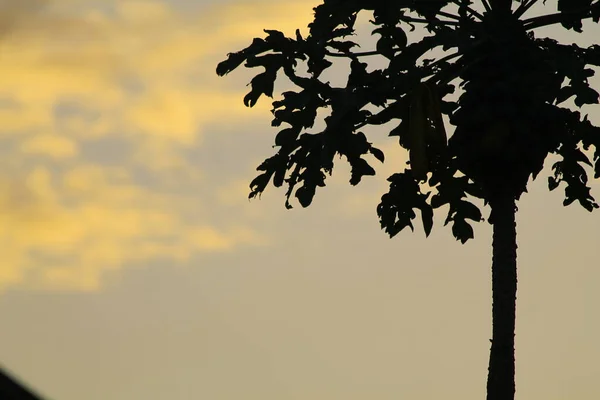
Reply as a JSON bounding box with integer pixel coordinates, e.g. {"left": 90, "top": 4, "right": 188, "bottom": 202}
{"left": 0, "top": 1, "right": 599, "bottom": 400}
{"left": 0, "top": 0, "right": 317, "bottom": 291}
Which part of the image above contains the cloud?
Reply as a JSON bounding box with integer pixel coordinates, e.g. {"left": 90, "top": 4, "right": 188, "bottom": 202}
{"left": 0, "top": 0, "right": 47, "bottom": 37}
{"left": 20, "top": 134, "right": 79, "bottom": 159}
{"left": 0, "top": 163, "right": 271, "bottom": 292}
{"left": 0, "top": 0, "right": 315, "bottom": 292}
{"left": 0, "top": 0, "right": 316, "bottom": 138}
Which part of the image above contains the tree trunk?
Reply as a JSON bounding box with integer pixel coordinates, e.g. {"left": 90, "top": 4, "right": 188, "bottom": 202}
{"left": 486, "top": 194, "right": 518, "bottom": 400}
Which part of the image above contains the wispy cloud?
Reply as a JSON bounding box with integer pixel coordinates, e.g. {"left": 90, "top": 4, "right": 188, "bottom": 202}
{"left": 0, "top": 0, "right": 316, "bottom": 291}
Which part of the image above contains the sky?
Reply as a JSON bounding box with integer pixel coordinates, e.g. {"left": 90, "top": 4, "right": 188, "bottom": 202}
{"left": 0, "top": 0, "right": 598, "bottom": 399}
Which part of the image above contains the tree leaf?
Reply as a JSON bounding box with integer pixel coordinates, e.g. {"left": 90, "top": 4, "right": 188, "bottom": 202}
{"left": 275, "top": 128, "right": 300, "bottom": 147}
{"left": 349, "top": 157, "right": 376, "bottom": 185}
{"left": 216, "top": 37, "right": 269, "bottom": 76}
{"left": 457, "top": 200, "right": 483, "bottom": 222}
{"left": 421, "top": 204, "right": 434, "bottom": 237}
{"left": 430, "top": 193, "right": 447, "bottom": 209}
{"left": 574, "top": 86, "right": 600, "bottom": 107}
{"left": 295, "top": 184, "right": 316, "bottom": 207}
{"left": 244, "top": 70, "right": 277, "bottom": 107}
{"left": 249, "top": 172, "right": 272, "bottom": 199}
{"left": 452, "top": 219, "right": 474, "bottom": 244}
{"left": 216, "top": 52, "right": 247, "bottom": 76}
{"left": 369, "top": 146, "right": 385, "bottom": 163}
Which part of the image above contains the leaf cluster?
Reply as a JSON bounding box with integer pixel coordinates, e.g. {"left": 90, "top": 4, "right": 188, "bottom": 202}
{"left": 217, "top": 0, "right": 600, "bottom": 243}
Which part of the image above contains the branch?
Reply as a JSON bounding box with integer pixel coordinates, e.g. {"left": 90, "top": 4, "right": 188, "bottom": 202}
{"left": 399, "top": 15, "right": 460, "bottom": 26}
{"left": 436, "top": 10, "right": 462, "bottom": 20}
{"left": 325, "top": 49, "right": 380, "bottom": 58}
{"left": 428, "top": 58, "right": 467, "bottom": 87}
{"left": 523, "top": 1, "right": 600, "bottom": 30}
{"left": 481, "top": 0, "right": 492, "bottom": 13}
{"left": 323, "top": 26, "right": 467, "bottom": 60}
{"left": 513, "top": 0, "right": 538, "bottom": 19}
{"left": 424, "top": 51, "right": 463, "bottom": 77}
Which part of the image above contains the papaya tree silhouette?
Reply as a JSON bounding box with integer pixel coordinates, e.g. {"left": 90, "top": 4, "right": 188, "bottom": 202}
{"left": 217, "top": 0, "right": 600, "bottom": 399}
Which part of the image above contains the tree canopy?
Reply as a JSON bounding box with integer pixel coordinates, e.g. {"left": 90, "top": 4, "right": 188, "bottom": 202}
{"left": 217, "top": 0, "right": 600, "bottom": 243}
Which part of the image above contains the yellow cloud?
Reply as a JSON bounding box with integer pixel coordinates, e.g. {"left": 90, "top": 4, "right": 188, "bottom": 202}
{"left": 0, "top": 163, "right": 269, "bottom": 292}
{"left": 0, "top": 0, "right": 327, "bottom": 292}
{"left": 20, "top": 133, "right": 78, "bottom": 158}
{"left": 0, "top": 103, "right": 54, "bottom": 135}
{"left": 0, "top": 0, "right": 317, "bottom": 142}
{"left": 125, "top": 86, "right": 203, "bottom": 145}
{"left": 186, "top": 226, "right": 235, "bottom": 251}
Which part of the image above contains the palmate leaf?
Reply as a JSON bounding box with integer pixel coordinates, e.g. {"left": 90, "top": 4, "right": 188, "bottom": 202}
{"left": 550, "top": 139, "right": 599, "bottom": 212}
{"left": 377, "top": 172, "right": 433, "bottom": 237}
{"left": 430, "top": 171, "right": 483, "bottom": 243}
{"left": 545, "top": 108, "right": 600, "bottom": 212}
